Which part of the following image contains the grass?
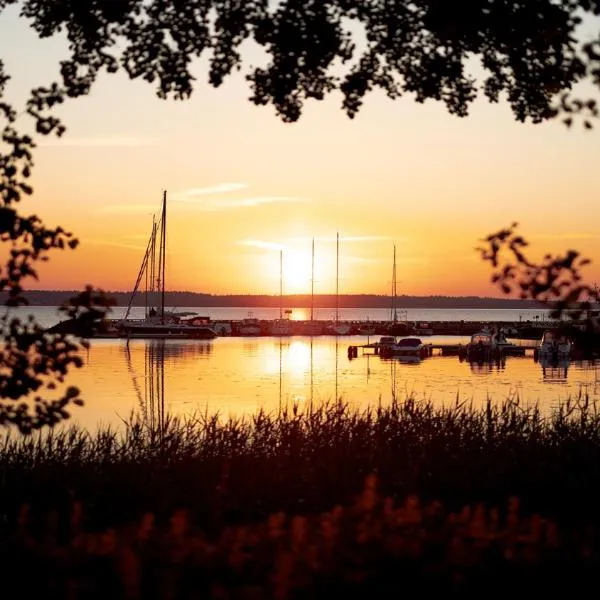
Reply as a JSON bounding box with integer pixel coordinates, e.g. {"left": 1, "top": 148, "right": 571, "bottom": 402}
{"left": 1, "top": 395, "right": 600, "bottom": 531}
{"left": 2, "top": 395, "right": 600, "bottom": 596}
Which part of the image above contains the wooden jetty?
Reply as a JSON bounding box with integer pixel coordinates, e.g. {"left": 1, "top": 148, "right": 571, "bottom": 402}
{"left": 349, "top": 340, "right": 538, "bottom": 359}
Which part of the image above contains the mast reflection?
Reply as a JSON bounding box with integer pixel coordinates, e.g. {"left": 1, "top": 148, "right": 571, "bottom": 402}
{"left": 123, "top": 340, "right": 213, "bottom": 428}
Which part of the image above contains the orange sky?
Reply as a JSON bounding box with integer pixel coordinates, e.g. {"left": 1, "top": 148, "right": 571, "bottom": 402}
{"left": 2, "top": 6, "right": 600, "bottom": 297}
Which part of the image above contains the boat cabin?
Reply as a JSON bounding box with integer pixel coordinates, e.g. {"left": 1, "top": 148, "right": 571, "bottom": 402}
{"left": 470, "top": 332, "right": 494, "bottom": 347}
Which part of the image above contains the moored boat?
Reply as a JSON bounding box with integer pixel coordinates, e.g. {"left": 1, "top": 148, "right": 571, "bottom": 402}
{"left": 536, "top": 331, "right": 572, "bottom": 359}
{"left": 116, "top": 192, "right": 217, "bottom": 340}
{"left": 380, "top": 337, "right": 430, "bottom": 358}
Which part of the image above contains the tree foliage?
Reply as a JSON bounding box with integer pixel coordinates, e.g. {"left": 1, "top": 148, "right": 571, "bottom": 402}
{"left": 479, "top": 224, "right": 600, "bottom": 351}
{"left": 2, "top": 0, "right": 600, "bottom": 430}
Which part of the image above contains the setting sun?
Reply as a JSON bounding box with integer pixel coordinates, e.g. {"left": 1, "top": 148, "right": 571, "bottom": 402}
{"left": 283, "top": 249, "right": 312, "bottom": 294}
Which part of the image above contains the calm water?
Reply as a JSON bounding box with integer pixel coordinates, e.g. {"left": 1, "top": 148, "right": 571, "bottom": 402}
{"left": 6, "top": 306, "right": 595, "bottom": 431}
{"left": 51, "top": 336, "right": 600, "bottom": 431}
{"left": 6, "top": 305, "right": 553, "bottom": 329}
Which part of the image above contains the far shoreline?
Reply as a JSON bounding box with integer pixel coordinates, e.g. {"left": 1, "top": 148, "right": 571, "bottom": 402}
{"left": 2, "top": 290, "right": 546, "bottom": 310}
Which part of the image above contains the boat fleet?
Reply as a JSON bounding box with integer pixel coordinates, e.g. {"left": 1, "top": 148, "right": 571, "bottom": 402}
{"left": 58, "top": 190, "right": 581, "bottom": 359}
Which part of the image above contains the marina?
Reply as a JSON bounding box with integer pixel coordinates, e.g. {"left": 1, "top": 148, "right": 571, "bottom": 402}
{"left": 37, "top": 333, "right": 600, "bottom": 432}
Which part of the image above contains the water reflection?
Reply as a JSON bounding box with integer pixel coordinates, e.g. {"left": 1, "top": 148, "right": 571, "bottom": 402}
{"left": 467, "top": 356, "right": 507, "bottom": 375}
{"left": 60, "top": 336, "right": 600, "bottom": 431}
{"left": 540, "top": 357, "right": 569, "bottom": 381}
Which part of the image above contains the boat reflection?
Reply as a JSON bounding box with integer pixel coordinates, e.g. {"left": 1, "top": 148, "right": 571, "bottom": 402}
{"left": 467, "top": 355, "right": 507, "bottom": 375}
{"left": 123, "top": 339, "right": 214, "bottom": 427}
{"left": 540, "top": 356, "right": 569, "bottom": 381}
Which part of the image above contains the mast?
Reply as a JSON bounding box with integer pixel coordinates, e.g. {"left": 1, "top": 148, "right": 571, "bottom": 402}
{"left": 279, "top": 249, "right": 283, "bottom": 320}
{"left": 335, "top": 231, "right": 339, "bottom": 324}
{"left": 150, "top": 217, "right": 156, "bottom": 313}
{"left": 160, "top": 190, "right": 166, "bottom": 325}
{"left": 311, "top": 238, "right": 315, "bottom": 322}
{"left": 391, "top": 243, "right": 398, "bottom": 323}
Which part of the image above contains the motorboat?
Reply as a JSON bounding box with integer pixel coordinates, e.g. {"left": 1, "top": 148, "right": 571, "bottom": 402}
{"left": 381, "top": 337, "right": 430, "bottom": 358}
{"left": 537, "top": 331, "right": 572, "bottom": 359}
{"left": 465, "top": 327, "right": 521, "bottom": 359}
{"left": 378, "top": 336, "right": 397, "bottom": 348}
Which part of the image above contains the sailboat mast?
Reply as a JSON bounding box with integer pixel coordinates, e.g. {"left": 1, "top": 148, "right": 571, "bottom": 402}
{"left": 150, "top": 218, "right": 156, "bottom": 309}
{"left": 160, "top": 190, "right": 166, "bottom": 325}
{"left": 335, "top": 232, "right": 339, "bottom": 324}
{"left": 279, "top": 249, "right": 283, "bottom": 320}
{"left": 311, "top": 238, "right": 315, "bottom": 322}
{"left": 392, "top": 243, "right": 397, "bottom": 323}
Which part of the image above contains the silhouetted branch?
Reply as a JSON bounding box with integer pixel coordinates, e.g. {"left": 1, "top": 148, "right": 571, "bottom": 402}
{"left": 478, "top": 224, "right": 599, "bottom": 322}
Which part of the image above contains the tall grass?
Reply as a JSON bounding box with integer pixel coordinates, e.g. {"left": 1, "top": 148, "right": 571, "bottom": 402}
{"left": 1, "top": 394, "right": 600, "bottom": 534}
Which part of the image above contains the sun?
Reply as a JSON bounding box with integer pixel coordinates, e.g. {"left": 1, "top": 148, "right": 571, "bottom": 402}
{"left": 284, "top": 248, "right": 312, "bottom": 294}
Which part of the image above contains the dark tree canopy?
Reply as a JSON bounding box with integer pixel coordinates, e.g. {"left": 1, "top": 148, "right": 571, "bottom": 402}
{"left": 2, "top": 0, "right": 600, "bottom": 123}
{"left": 2, "top": 0, "right": 600, "bottom": 430}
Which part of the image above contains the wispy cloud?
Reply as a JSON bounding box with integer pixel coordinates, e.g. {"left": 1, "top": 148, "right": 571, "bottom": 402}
{"left": 94, "top": 204, "right": 157, "bottom": 215}
{"left": 237, "top": 239, "right": 285, "bottom": 251}
{"left": 176, "top": 196, "right": 305, "bottom": 211}
{"left": 39, "top": 136, "right": 160, "bottom": 148}
{"left": 177, "top": 183, "right": 248, "bottom": 198}
{"left": 85, "top": 239, "right": 177, "bottom": 255}
{"left": 84, "top": 239, "right": 147, "bottom": 252}
{"left": 290, "top": 235, "right": 396, "bottom": 244}
{"left": 530, "top": 232, "right": 600, "bottom": 241}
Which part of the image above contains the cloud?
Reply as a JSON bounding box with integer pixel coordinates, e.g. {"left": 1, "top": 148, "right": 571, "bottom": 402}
{"left": 94, "top": 204, "right": 157, "bottom": 215}
{"left": 85, "top": 238, "right": 178, "bottom": 255}
{"left": 176, "top": 195, "right": 305, "bottom": 211}
{"left": 177, "top": 183, "right": 248, "bottom": 198}
{"left": 237, "top": 239, "right": 284, "bottom": 251}
{"left": 39, "top": 136, "right": 160, "bottom": 147}
{"left": 530, "top": 232, "right": 600, "bottom": 241}
{"left": 84, "top": 239, "right": 147, "bottom": 252}
{"left": 290, "top": 235, "right": 397, "bottom": 244}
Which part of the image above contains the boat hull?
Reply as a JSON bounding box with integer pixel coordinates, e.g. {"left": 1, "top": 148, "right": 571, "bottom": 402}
{"left": 117, "top": 325, "right": 217, "bottom": 339}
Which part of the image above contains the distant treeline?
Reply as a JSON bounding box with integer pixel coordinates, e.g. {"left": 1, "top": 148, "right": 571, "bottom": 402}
{"left": 1, "top": 290, "right": 544, "bottom": 309}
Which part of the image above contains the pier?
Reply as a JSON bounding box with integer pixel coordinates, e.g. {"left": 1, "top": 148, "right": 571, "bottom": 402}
{"left": 350, "top": 340, "right": 538, "bottom": 358}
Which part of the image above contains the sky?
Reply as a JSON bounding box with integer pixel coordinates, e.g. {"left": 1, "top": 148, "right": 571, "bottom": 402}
{"left": 1, "top": 5, "right": 600, "bottom": 298}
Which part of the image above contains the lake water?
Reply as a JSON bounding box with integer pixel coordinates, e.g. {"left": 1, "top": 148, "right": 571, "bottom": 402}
{"left": 5, "top": 306, "right": 597, "bottom": 431}
{"left": 6, "top": 305, "right": 553, "bottom": 328}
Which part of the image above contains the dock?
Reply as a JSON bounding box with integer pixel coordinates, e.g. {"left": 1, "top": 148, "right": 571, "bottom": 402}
{"left": 349, "top": 341, "right": 539, "bottom": 359}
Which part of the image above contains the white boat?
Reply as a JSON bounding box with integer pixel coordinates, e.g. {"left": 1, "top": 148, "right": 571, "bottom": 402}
{"left": 382, "top": 337, "right": 429, "bottom": 358}
{"left": 466, "top": 328, "right": 519, "bottom": 358}
{"left": 538, "top": 331, "right": 572, "bottom": 358}
{"left": 378, "top": 336, "right": 397, "bottom": 347}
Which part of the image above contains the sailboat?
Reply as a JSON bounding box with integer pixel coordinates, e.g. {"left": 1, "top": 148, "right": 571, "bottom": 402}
{"left": 116, "top": 191, "right": 217, "bottom": 339}
{"left": 332, "top": 232, "right": 350, "bottom": 335}
{"left": 387, "top": 244, "right": 409, "bottom": 335}
{"left": 302, "top": 237, "right": 324, "bottom": 335}
{"left": 270, "top": 250, "right": 292, "bottom": 335}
